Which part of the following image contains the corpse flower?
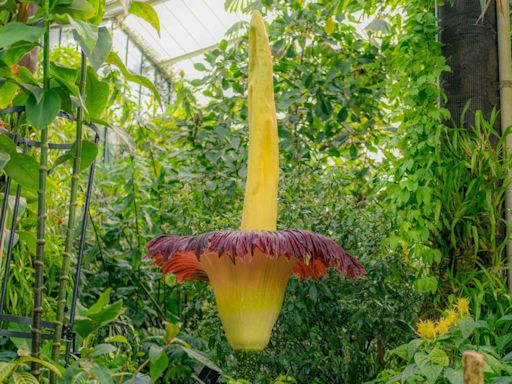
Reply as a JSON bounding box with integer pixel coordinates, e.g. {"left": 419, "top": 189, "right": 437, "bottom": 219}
{"left": 146, "top": 11, "right": 365, "bottom": 352}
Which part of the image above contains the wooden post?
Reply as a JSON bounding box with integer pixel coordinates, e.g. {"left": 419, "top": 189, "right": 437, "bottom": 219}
{"left": 463, "top": 351, "right": 484, "bottom": 384}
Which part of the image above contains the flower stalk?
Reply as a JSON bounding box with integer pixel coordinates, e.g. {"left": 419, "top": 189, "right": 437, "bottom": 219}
{"left": 49, "top": 51, "right": 86, "bottom": 381}
{"left": 31, "top": 2, "right": 50, "bottom": 376}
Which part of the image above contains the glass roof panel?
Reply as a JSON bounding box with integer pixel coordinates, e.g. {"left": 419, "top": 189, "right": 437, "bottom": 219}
{"left": 120, "top": 0, "right": 247, "bottom": 78}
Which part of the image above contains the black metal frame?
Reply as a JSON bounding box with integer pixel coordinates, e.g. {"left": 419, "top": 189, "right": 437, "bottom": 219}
{"left": 0, "top": 106, "right": 99, "bottom": 364}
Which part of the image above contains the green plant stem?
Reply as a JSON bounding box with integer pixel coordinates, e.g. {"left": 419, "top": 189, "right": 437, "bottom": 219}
{"left": 31, "top": 6, "right": 50, "bottom": 377}
{"left": 49, "top": 51, "right": 87, "bottom": 382}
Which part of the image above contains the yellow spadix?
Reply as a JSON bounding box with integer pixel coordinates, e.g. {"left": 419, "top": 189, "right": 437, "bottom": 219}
{"left": 241, "top": 10, "right": 279, "bottom": 232}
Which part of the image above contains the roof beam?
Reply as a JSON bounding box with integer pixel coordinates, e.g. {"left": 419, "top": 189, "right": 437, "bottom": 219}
{"left": 158, "top": 37, "right": 241, "bottom": 67}
{"left": 103, "top": 0, "right": 168, "bottom": 20}
{"left": 116, "top": 20, "right": 174, "bottom": 84}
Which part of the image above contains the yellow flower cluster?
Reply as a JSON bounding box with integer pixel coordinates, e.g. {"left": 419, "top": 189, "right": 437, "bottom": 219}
{"left": 416, "top": 298, "right": 470, "bottom": 340}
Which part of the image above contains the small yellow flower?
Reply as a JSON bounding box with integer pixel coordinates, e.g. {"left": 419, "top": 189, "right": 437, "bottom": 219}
{"left": 445, "top": 309, "right": 458, "bottom": 325}
{"left": 456, "top": 298, "right": 470, "bottom": 316}
{"left": 417, "top": 319, "right": 437, "bottom": 339}
{"left": 435, "top": 317, "right": 452, "bottom": 334}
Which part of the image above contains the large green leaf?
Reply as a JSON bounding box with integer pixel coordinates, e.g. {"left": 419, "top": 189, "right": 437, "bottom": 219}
{"left": 129, "top": 1, "right": 160, "bottom": 35}
{"left": 0, "top": 41, "right": 37, "bottom": 67}
{"left": 0, "top": 81, "right": 19, "bottom": 109}
{"left": 85, "top": 67, "right": 110, "bottom": 118}
{"left": 69, "top": 16, "right": 98, "bottom": 54}
{"left": 0, "top": 152, "right": 10, "bottom": 172}
{"left": 26, "top": 89, "right": 61, "bottom": 130}
{"left": 52, "top": 140, "right": 98, "bottom": 172}
{"left": 73, "top": 316, "right": 96, "bottom": 338}
{"left": 0, "top": 135, "right": 17, "bottom": 156}
{"left": 89, "top": 363, "right": 113, "bottom": 384}
{"left": 12, "top": 372, "right": 39, "bottom": 384}
{"left": 107, "top": 51, "right": 161, "bottom": 105}
{"left": 414, "top": 352, "right": 443, "bottom": 384}
{"left": 53, "top": 0, "right": 97, "bottom": 21}
{"left": 91, "top": 343, "right": 117, "bottom": 357}
{"left": 50, "top": 63, "right": 80, "bottom": 97}
{"left": 4, "top": 153, "right": 39, "bottom": 190}
{"left": 427, "top": 347, "right": 449, "bottom": 367}
{"left": 0, "top": 23, "right": 44, "bottom": 49}
{"left": 0, "top": 362, "right": 15, "bottom": 382}
{"left": 89, "top": 27, "right": 112, "bottom": 70}
{"left": 149, "top": 346, "right": 168, "bottom": 381}
{"left": 17, "top": 230, "right": 36, "bottom": 253}
{"left": 458, "top": 315, "right": 476, "bottom": 339}
{"left": 87, "top": 300, "right": 123, "bottom": 326}
{"left": 179, "top": 345, "right": 222, "bottom": 373}
{"left": 444, "top": 367, "right": 463, "bottom": 384}
{"left": 85, "top": 288, "right": 112, "bottom": 315}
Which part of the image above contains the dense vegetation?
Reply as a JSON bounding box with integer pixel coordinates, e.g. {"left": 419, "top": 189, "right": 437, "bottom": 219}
{"left": 0, "top": 0, "right": 510, "bottom": 383}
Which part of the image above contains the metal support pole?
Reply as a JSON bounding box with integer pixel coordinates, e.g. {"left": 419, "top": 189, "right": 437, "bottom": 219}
{"left": 0, "top": 113, "right": 20, "bottom": 314}
{"left": 64, "top": 133, "right": 100, "bottom": 365}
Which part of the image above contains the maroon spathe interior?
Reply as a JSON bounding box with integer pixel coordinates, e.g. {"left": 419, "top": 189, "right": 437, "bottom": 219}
{"left": 146, "top": 230, "right": 365, "bottom": 282}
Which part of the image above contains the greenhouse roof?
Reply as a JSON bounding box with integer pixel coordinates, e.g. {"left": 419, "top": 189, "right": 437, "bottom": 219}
{"left": 109, "top": 0, "right": 247, "bottom": 79}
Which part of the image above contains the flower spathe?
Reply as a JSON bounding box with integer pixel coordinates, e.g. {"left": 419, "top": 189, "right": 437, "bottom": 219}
{"left": 146, "top": 11, "right": 365, "bottom": 351}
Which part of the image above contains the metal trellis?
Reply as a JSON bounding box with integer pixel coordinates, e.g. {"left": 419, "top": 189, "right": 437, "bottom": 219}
{"left": 0, "top": 106, "right": 100, "bottom": 364}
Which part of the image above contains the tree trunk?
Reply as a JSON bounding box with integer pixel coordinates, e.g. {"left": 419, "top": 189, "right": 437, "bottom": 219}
{"left": 437, "top": 0, "right": 503, "bottom": 272}
{"left": 438, "top": 0, "right": 499, "bottom": 130}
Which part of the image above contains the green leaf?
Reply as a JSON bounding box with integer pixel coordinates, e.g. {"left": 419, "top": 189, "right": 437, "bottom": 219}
{"left": 89, "top": 27, "right": 112, "bottom": 70}
{"left": 366, "top": 18, "right": 391, "bottom": 34}
{"left": 427, "top": 347, "right": 449, "bottom": 367}
{"left": 164, "top": 322, "right": 180, "bottom": 343}
{"left": 17, "top": 356, "right": 62, "bottom": 377}
{"left": 0, "top": 362, "right": 15, "bottom": 381}
{"left": 0, "top": 41, "right": 36, "bottom": 67}
{"left": 17, "top": 230, "right": 36, "bottom": 254}
{"left": 414, "top": 352, "right": 443, "bottom": 384}
{"left": 0, "top": 135, "right": 17, "bottom": 156}
{"left": 337, "top": 107, "right": 348, "bottom": 122}
{"left": 496, "top": 314, "right": 512, "bottom": 327}
{"left": 389, "top": 343, "right": 408, "bottom": 360}
{"left": 26, "top": 89, "right": 61, "bottom": 130}
{"left": 51, "top": 63, "right": 80, "bottom": 97}
{"left": 443, "top": 368, "right": 463, "bottom": 384}
{"left": 53, "top": 0, "right": 97, "bottom": 20}
{"left": 107, "top": 51, "right": 161, "bottom": 105}
{"left": 69, "top": 16, "right": 98, "bottom": 54}
{"left": 105, "top": 335, "right": 128, "bottom": 344}
{"left": 407, "top": 339, "right": 424, "bottom": 360}
{"left": 4, "top": 153, "right": 39, "bottom": 190}
{"left": 89, "top": 363, "right": 113, "bottom": 384}
{"left": 149, "top": 346, "right": 168, "bottom": 381}
{"left": 73, "top": 316, "right": 96, "bottom": 338}
{"left": 129, "top": 1, "right": 160, "bottom": 35}
{"left": 0, "top": 81, "right": 19, "bottom": 108}
{"left": 400, "top": 364, "right": 420, "bottom": 382}
{"left": 315, "top": 94, "right": 332, "bottom": 120}
{"left": 12, "top": 372, "right": 38, "bottom": 384}
{"left": 85, "top": 67, "right": 110, "bottom": 118}
{"left": 0, "top": 152, "right": 10, "bottom": 172}
{"left": 91, "top": 343, "right": 117, "bottom": 357}
{"left": 458, "top": 315, "right": 476, "bottom": 339}
{"left": 52, "top": 140, "right": 98, "bottom": 172}
{"left": 0, "top": 23, "right": 44, "bottom": 49}
{"left": 85, "top": 288, "right": 111, "bottom": 315}
{"left": 87, "top": 300, "right": 123, "bottom": 326}
{"left": 179, "top": 345, "right": 222, "bottom": 373}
